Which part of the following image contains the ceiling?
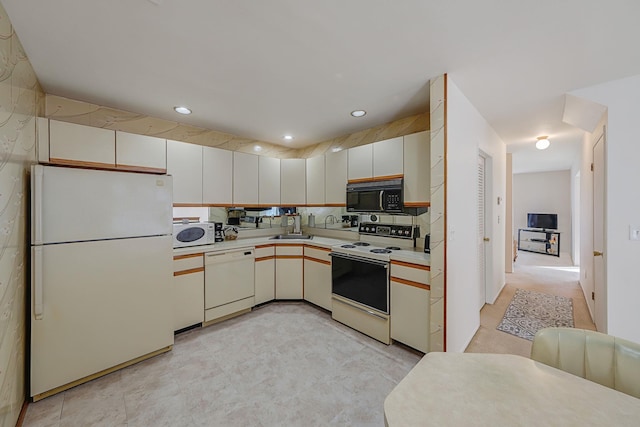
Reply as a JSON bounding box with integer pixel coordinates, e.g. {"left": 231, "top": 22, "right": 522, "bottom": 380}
{"left": 2, "top": 1, "right": 639, "bottom": 172}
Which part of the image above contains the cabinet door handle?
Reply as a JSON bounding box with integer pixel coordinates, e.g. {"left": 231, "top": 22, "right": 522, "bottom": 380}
{"left": 593, "top": 251, "right": 603, "bottom": 257}
{"left": 483, "top": 237, "right": 490, "bottom": 242}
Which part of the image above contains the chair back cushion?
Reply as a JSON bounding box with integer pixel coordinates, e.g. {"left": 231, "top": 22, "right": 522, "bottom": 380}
{"left": 531, "top": 328, "right": 640, "bottom": 399}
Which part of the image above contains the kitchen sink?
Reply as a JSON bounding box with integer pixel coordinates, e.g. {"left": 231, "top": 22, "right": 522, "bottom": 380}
{"left": 269, "top": 234, "right": 313, "bottom": 240}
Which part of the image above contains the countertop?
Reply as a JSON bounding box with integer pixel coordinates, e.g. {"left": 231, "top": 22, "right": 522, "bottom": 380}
{"left": 384, "top": 353, "right": 640, "bottom": 426}
{"left": 173, "top": 233, "right": 430, "bottom": 266}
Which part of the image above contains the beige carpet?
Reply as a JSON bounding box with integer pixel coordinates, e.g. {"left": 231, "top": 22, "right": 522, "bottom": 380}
{"left": 465, "top": 251, "right": 596, "bottom": 357}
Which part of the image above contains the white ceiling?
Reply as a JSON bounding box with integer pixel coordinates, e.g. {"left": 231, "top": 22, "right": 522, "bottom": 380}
{"left": 2, "top": 1, "right": 639, "bottom": 172}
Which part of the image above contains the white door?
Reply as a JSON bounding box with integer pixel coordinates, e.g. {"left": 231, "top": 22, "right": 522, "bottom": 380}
{"left": 32, "top": 165, "right": 172, "bottom": 244}
{"left": 31, "top": 235, "right": 174, "bottom": 397}
{"left": 593, "top": 131, "right": 607, "bottom": 332}
{"left": 478, "top": 154, "right": 487, "bottom": 310}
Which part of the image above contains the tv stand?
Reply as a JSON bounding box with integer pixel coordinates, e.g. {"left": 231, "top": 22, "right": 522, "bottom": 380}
{"left": 517, "top": 229, "right": 560, "bottom": 257}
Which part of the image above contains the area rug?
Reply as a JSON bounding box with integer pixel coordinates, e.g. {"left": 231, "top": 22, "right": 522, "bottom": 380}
{"left": 496, "top": 289, "right": 574, "bottom": 341}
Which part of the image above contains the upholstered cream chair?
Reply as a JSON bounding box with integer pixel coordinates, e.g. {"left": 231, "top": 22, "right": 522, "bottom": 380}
{"left": 531, "top": 327, "right": 640, "bottom": 399}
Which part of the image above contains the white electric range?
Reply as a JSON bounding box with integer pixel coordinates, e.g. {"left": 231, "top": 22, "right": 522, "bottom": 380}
{"left": 329, "top": 222, "right": 418, "bottom": 344}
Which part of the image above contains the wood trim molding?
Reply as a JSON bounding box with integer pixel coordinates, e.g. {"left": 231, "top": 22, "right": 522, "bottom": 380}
{"left": 174, "top": 267, "right": 204, "bottom": 276}
{"left": 173, "top": 253, "right": 203, "bottom": 260}
{"left": 256, "top": 255, "right": 276, "bottom": 262}
{"left": 173, "top": 216, "right": 200, "bottom": 222}
{"left": 255, "top": 243, "right": 276, "bottom": 249}
{"left": 304, "top": 245, "right": 331, "bottom": 252}
{"left": 324, "top": 203, "right": 346, "bottom": 207}
{"left": 391, "top": 276, "right": 431, "bottom": 290}
{"left": 403, "top": 201, "right": 431, "bottom": 208}
{"left": 275, "top": 243, "right": 305, "bottom": 248}
{"left": 49, "top": 158, "right": 116, "bottom": 170}
{"left": 173, "top": 203, "right": 205, "bottom": 207}
{"left": 304, "top": 256, "right": 331, "bottom": 265}
{"left": 348, "top": 174, "right": 404, "bottom": 184}
{"left": 275, "top": 255, "right": 304, "bottom": 260}
{"left": 16, "top": 400, "right": 28, "bottom": 427}
{"left": 115, "top": 164, "right": 166, "bottom": 174}
{"left": 202, "top": 203, "right": 235, "bottom": 207}
{"left": 390, "top": 260, "right": 431, "bottom": 271}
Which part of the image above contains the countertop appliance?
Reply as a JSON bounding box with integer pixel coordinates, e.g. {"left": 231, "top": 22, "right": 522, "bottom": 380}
{"left": 204, "top": 247, "right": 255, "bottom": 323}
{"left": 173, "top": 222, "right": 216, "bottom": 248}
{"left": 30, "top": 165, "right": 174, "bottom": 400}
{"left": 329, "top": 223, "right": 417, "bottom": 344}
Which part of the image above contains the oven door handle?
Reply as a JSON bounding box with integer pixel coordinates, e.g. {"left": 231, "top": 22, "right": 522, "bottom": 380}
{"left": 379, "top": 190, "right": 384, "bottom": 211}
{"left": 333, "top": 297, "right": 388, "bottom": 320}
{"left": 329, "top": 252, "right": 389, "bottom": 267}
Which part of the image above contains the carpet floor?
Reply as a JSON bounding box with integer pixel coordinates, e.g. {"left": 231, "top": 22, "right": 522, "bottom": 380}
{"left": 466, "top": 251, "right": 596, "bottom": 357}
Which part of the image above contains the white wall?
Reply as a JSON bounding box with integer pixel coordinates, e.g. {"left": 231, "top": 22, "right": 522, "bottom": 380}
{"left": 513, "top": 170, "right": 572, "bottom": 252}
{"left": 572, "top": 74, "right": 640, "bottom": 343}
{"left": 446, "top": 77, "right": 506, "bottom": 352}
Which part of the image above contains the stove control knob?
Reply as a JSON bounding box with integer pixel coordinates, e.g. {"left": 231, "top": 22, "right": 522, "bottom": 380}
{"left": 404, "top": 230, "right": 410, "bottom": 236}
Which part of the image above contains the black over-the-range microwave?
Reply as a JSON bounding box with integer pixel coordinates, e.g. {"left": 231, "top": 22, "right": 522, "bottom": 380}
{"left": 346, "top": 178, "right": 403, "bottom": 213}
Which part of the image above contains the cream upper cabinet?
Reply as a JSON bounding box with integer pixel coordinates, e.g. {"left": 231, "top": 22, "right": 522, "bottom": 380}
{"left": 48, "top": 119, "right": 115, "bottom": 167}
{"left": 259, "top": 156, "right": 281, "bottom": 206}
{"left": 280, "top": 158, "right": 306, "bottom": 205}
{"left": 233, "top": 152, "right": 259, "bottom": 205}
{"left": 325, "top": 149, "right": 348, "bottom": 205}
{"left": 167, "top": 140, "right": 203, "bottom": 205}
{"left": 373, "top": 137, "right": 403, "bottom": 178}
{"left": 115, "top": 131, "right": 166, "bottom": 172}
{"left": 347, "top": 144, "right": 373, "bottom": 180}
{"left": 305, "top": 156, "right": 325, "bottom": 205}
{"left": 403, "top": 131, "right": 430, "bottom": 205}
{"left": 203, "top": 146, "right": 233, "bottom": 205}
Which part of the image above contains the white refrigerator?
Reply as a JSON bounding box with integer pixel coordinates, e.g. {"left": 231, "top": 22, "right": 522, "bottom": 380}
{"left": 30, "top": 165, "right": 174, "bottom": 399}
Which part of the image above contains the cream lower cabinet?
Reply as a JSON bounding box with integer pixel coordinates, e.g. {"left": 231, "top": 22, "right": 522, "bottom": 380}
{"left": 173, "top": 253, "right": 205, "bottom": 331}
{"left": 390, "top": 260, "right": 430, "bottom": 353}
{"left": 303, "top": 245, "right": 332, "bottom": 311}
{"left": 254, "top": 244, "right": 276, "bottom": 305}
{"left": 275, "top": 244, "right": 304, "bottom": 299}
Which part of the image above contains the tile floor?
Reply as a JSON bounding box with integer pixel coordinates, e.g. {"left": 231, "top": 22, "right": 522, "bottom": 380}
{"left": 23, "top": 302, "right": 422, "bottom": 427}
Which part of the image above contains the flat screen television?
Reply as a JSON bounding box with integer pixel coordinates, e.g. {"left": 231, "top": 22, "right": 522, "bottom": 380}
{"left": 527, "top": 213, "right": 558, "bottom": 230}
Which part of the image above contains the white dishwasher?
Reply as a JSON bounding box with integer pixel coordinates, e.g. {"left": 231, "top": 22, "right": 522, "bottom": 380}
{"left": 204, "top": 247, "right": 255, "bottom": 324}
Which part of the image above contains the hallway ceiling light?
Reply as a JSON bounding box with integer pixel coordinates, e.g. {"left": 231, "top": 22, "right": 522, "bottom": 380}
{"left": 536, "top": 136, "right": 550, "bottom": 150}
{"left": 350, "top": 110, "right": 366, "bottom": 117}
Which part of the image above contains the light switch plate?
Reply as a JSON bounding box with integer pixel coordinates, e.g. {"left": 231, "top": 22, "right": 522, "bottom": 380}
{"left": 629, "top": 225, "right": 640, "bottom": 241}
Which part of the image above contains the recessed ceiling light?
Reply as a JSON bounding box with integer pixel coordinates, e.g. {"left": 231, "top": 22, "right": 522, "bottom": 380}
{"left": 350, "top": 110, "right": 366, "bottom": 117}
{"left": 283, "top": 135, "right": 294, "bottom": 141}
{"left": 174, "top": 106, "right": 192, "bottom": 115}
{"left": 536, "top": 136, "right": 550, "bottom": 150}
{"left": 253, "top": 145, "right": 263, "bottom": 152}
{"left": 331, "top": 147, "right": 342, "bottom": 152}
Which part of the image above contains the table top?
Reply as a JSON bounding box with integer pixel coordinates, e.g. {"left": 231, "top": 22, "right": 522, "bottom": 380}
{"left": 384, "top": 353, "right": 640, "bottom": 427}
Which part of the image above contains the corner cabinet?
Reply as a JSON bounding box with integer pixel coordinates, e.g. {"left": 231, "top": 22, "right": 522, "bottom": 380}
{"left": 172, "top": 253, "right": 205, "bottom": 331}
{"left": 280, "top": 159, "right": 306, "bottom": 205}
{"left": 390, "top": 260, "right": 430, "bottom": 353}
{"left": 167, "top": 140, "right": 203, "bottom": 205}
{"left": 303, "top": 245, "right": 332, "bottom": 311}
{"left": 275, "top": 244, "right": 304, "bottom": 299}
{"left": 403, "top": 131, "right": 430, "bottom": 206}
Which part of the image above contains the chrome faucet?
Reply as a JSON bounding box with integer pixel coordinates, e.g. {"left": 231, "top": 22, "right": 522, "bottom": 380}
{"left": 324, "top": 214, "right": 338, "bottom": 229}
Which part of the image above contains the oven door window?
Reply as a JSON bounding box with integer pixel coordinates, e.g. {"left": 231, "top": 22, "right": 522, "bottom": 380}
{"left": 331, "top": 255, "right": 388, "bottom": 313}
{"left": 176, "top": 227, "right": 205, "bottom": 243}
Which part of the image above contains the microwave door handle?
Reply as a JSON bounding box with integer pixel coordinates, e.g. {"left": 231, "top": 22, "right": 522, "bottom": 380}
{"left": 379, "top": 190, "right": 384, "bottom": 211}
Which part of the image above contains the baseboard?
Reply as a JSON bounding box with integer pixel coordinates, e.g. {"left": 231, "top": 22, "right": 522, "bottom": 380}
{"left": 488, "top": 281, "right": 506, "bottom": 305}
{"left": 16, "top": 399, "right": 28, "bottom": 427}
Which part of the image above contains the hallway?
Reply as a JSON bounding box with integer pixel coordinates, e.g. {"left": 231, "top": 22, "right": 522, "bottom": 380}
{"left": 465, "top": 251, "right": 596, "bottom": 356}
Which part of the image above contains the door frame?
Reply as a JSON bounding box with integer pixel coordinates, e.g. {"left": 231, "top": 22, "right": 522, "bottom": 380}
{"left": 592, "top": 128, "right": 607, "bottom": 332}
{"left": 478, "top": 150, "right": 493, "bottom": 309}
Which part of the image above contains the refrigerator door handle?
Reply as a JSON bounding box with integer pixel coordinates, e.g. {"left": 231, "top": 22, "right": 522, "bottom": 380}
{"left": 33, "top": 165, "right": 44, "bottom": 245}
{"left": 33, "top": 246, "right": 44, "bottom": 320}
